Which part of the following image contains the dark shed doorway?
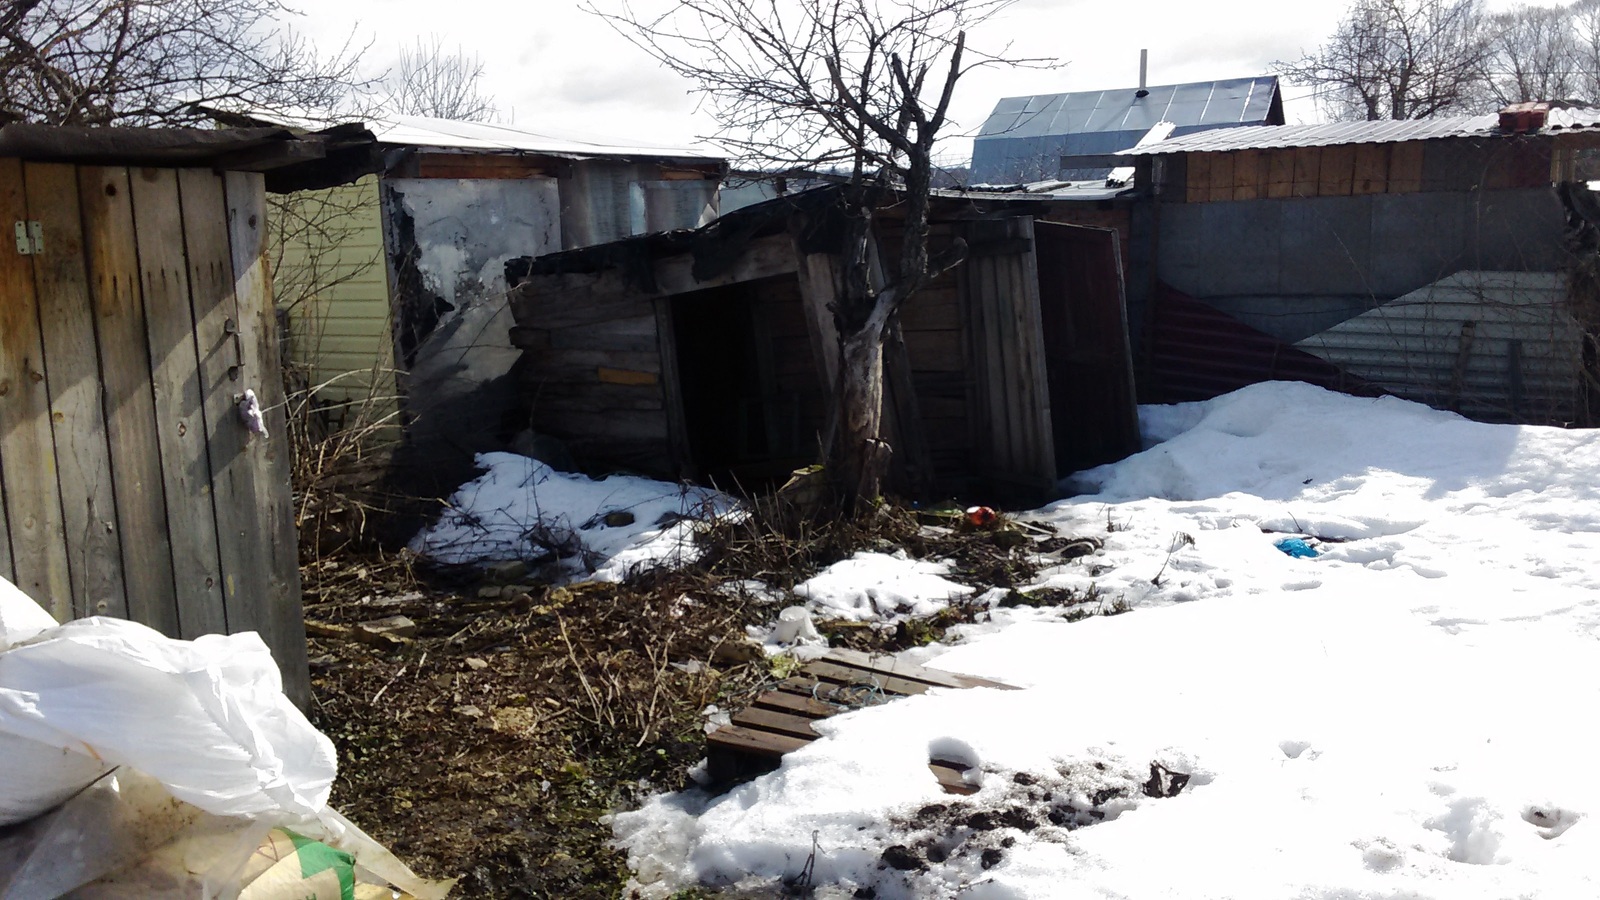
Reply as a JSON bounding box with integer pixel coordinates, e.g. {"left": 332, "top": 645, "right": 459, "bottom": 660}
{"left": 1034, "top": 221, "right": 1142, "bottom": 474}
{"left": 670, "top": 275, "right": 828, "bottom": 489}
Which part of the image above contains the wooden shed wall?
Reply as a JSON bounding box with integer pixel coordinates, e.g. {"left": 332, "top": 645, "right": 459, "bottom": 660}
{"left": 0, "top": 159, "right": 308, "bottom": 705}
{"left": 1169, "top": 138, "right": 1552, "bottom": 203}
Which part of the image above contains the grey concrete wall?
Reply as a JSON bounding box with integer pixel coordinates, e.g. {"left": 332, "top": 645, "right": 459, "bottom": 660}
{"left": 1156, "top": 188, "right": 1567, "bottom": 343}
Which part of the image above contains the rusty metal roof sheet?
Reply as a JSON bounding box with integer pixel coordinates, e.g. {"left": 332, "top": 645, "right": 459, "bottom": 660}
{"left": 1118, "top": 114, "right": 1529, "bottom": 154}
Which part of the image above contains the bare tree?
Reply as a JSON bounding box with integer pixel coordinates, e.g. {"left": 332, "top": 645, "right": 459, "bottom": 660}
{"left": 1276, "top": 0, "right": 1491, "bottom": 120}
{"left": 386, "top": 35, "right": 497, "bottom": 122}
{"left": 594, "top": 0, "right": 1037, "bottom": 510}
{"left": 1571, "top": 0, "right": 1600, "bottom": 103}
{"left": 0, "top": 0, "right": 369, "bottom": 126}
{"left": 1483, "top": 4, "right": 1582, "bottom": 107}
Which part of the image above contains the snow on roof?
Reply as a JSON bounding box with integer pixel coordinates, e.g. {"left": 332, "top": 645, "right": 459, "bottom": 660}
{"left": 369, "top": 113, "right": 723, "bottom": 160}
{"left": 1118, "top": 106, "right": 1600, "bottom": 156}
{"left": 218, "top": 105, "right": 723, "bottom": 161}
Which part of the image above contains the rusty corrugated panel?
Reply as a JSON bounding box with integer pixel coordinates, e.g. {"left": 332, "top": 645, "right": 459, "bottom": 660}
{"left": 1149, "top": 285, "right": 1384, "bottom": 403}
{"left": 1295, "top": 271, "right": 1582, "bottom": 424}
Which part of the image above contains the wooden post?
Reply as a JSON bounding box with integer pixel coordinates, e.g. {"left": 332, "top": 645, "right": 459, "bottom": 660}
{"left": 653, "top": 296, "right": 694, "bottom": 479}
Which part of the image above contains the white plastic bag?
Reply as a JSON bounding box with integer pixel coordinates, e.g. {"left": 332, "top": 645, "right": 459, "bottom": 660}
{"left": 0, "top": 578, "right": 335, "bottom": 824}
{"left": 0, "top": 574, "right": 56, "bottom": 650}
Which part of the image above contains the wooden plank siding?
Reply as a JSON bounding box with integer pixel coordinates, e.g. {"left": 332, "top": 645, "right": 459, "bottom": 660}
{"left": 80, "top": 165, "right": 181, "bottom": 635}
{"left": 25, "top": 163, "right": 126, "bottom": 619}
{"left": 131, "top": 167, "right": 227, "bottom": 637}
{"left": 0, "top": 158, "right": 73, "bottom": 616}
{"left": 1171, "top": 137, "right": 1555, "bottom": 202}
{"left": 0, "top": 159, "right": 308, "bottom": 707}
{"left": 226, "top": 171, "right": 310, "bottom": 708}
{"left": 959, "top": 218, "right": 1057, "bottom": 491}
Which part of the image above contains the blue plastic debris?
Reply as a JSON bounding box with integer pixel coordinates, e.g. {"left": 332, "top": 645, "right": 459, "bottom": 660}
{"left": 1274, "top": 537, "right": 1319, "bottom": 559}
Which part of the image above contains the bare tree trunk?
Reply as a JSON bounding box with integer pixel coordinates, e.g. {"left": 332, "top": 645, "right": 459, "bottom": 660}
{"left": 833, "top": 320, "right": 890, "bottom": 507}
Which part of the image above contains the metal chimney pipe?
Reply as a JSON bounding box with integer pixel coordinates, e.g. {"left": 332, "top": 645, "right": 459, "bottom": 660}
{"left": 1139, "top": 49, "right": 1148, "bottom": 89}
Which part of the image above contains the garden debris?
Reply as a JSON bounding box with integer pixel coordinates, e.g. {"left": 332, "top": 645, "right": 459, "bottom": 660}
{"left": 355, "top": 615, "right": 418, "bottom": 645}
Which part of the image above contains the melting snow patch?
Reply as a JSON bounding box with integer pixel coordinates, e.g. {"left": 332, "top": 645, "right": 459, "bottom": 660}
{"left": 408, "top": 452, "right": 729, "bottom": 581}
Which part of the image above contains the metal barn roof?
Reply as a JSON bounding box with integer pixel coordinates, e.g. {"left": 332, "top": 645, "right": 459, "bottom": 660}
{"left": 971, "top": 76, "right": 1283, "bottom": 184}
{"left": 1119, "top": 106, "right": 1600, "bottom": 155}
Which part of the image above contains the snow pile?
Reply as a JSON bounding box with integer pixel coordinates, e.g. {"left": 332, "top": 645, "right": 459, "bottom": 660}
{"left": 793, "top": 552, "right": 974, "bottom": 622}
{"left": 409, "top": 452, "right": 730, "bottom": 581}
{"left": 615, "top": 382, "right": 1600, "bottom": 899}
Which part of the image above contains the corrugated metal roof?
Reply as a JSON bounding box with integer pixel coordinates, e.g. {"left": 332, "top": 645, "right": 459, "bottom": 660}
{"left": 1121, "top": 114, "right": 1505, "bottom": 154}
{"left": 1295, "top": 271, "right": 1582, "bottom": 424}
{"left": 978, "top": 77, "right": 1282, "bottom": 140}
{"left": 971, "top": 76, "right": 1281, "bottom": 184}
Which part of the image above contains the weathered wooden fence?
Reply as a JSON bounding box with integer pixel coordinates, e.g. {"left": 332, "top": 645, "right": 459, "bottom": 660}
{"left": 0, "top": 158, "right": 307, "bottom": 705}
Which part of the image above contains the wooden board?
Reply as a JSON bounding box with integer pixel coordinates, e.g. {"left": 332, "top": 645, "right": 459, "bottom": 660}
{"left": 1207, "top": 152, "right": 1235, "bottom": 203}
{"left": 79, "top": 166, "right": 180, "bottom": 636}
{"left": 653, "top": 295, "right": 694, "bottom": 478}
{"left": 1231, "top": 149, "right": 1262, "bottom": 201}
{"left": 1265, "top": 150, "right": 1295, "bottom": 199}
{"left": 1291, "top": 147, "right": 1322, "bottom": 197}
{"left": 226, "top": 171, "right": 311, "bottom": 709}
{"left": 1318, "top": 145, "right": 1357, "bottom": 196}
{"left": 0, "top": 157, "right": 73, "bottom": 616}
{"left": 130, "top": 166, "right": 225, "bottom": 637}
{"left": 179, "top": 168, "right": 266, "bottom": 638}
{"left": 24, "top": 162, "right": 126, "bottom": 619}
{"left": 1186, "top": 153, "right": 1212, "bottom": 204}
{"left": 1388, "top": 142, "right": 1425, "bottom": 194}
{"left": 707, "top": 649, "right": 1015, "bottom": 793}
{"left": 1353, "top": 144, "right": 1391, "bottom": 195}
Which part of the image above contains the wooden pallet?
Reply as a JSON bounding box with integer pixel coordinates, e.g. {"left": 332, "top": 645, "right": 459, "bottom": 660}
{"left": 706, "top": 648, "right": 1018, "bottom": 794}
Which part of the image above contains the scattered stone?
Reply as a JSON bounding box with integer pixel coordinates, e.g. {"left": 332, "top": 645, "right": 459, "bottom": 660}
{"left": 981, "top": 848, "right": 1004, "bottom": 869}
{"left": 477, "top": 585, "right": 503, "bottom": 600}
{"left": 353, "top": 615, "right": 416, "bottom": 645}
{"left": 487, "top": 559, "right": 530, "bottom": 584}
{"left": 602, "top": 510, "right": 636, "bottom": 527}
{"left": 465, "top": 657, "right": 490, "bottom": 671}
{"left": 500, "top": 585, "right": 523, "bottom": 601}
{"left": 454, "top": 705, "right": 483, "bottom": 718}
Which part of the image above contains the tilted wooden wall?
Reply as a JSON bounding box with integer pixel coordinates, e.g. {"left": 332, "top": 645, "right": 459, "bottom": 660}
{"left": 0, "top": 159, "right": 308, "bottom": 706}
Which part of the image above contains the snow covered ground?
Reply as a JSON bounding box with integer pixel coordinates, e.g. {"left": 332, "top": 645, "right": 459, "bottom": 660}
{"left": 614, "top": 382, "right": 1600, "bottom": 899}
{"left": 408, "top": 452, "right": 729, "bottom": 581}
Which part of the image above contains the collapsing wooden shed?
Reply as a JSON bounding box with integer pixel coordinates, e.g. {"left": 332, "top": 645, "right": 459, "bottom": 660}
{"left": 505, "top": 187, "right": 1143, "bottom": 498}
{"left": 0, "top": 124, "right": 373, "bottom": 705}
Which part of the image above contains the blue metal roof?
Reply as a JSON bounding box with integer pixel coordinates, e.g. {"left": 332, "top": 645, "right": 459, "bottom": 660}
{"left": 971, "top": 76, "right": 1283, "bottom": 184}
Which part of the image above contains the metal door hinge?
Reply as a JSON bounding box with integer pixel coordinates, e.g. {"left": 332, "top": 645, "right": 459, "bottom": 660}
{"left": 13, "top": 221, "right": 42, "bottom": 255}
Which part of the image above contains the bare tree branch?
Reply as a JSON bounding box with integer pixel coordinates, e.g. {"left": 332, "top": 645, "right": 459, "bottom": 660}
{"left": 0, "top": 0, "right": 373, "bottom": 126}
{"left": 384, "top": 34, "right": 497, "bottom": 122}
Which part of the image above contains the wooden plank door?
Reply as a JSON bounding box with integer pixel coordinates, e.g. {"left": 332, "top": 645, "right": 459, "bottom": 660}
{"left": 226, "top": 171, "right": 310, "bottom": 709}
{"left": 1033, "top": 221, "right": 1141, "bottom": 474}
{"left": 129, "top": 166, "right": 226, "bottom": 638}
{"left": 79, "top": 165, "right": 181, "bottom": 636}
{"left": 958, "top": 217, "right": 1057, "bottom": 493}
{"left": 0, "top": 157, "right": 73, "bottom": 616}
{"left": 25, "top": 162, "right": 127, "bottom": 619}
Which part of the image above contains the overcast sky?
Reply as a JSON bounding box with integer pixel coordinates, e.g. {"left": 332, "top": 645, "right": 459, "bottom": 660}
{"left": 292, "top": 0, "right": 1558, "bottom": 160}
